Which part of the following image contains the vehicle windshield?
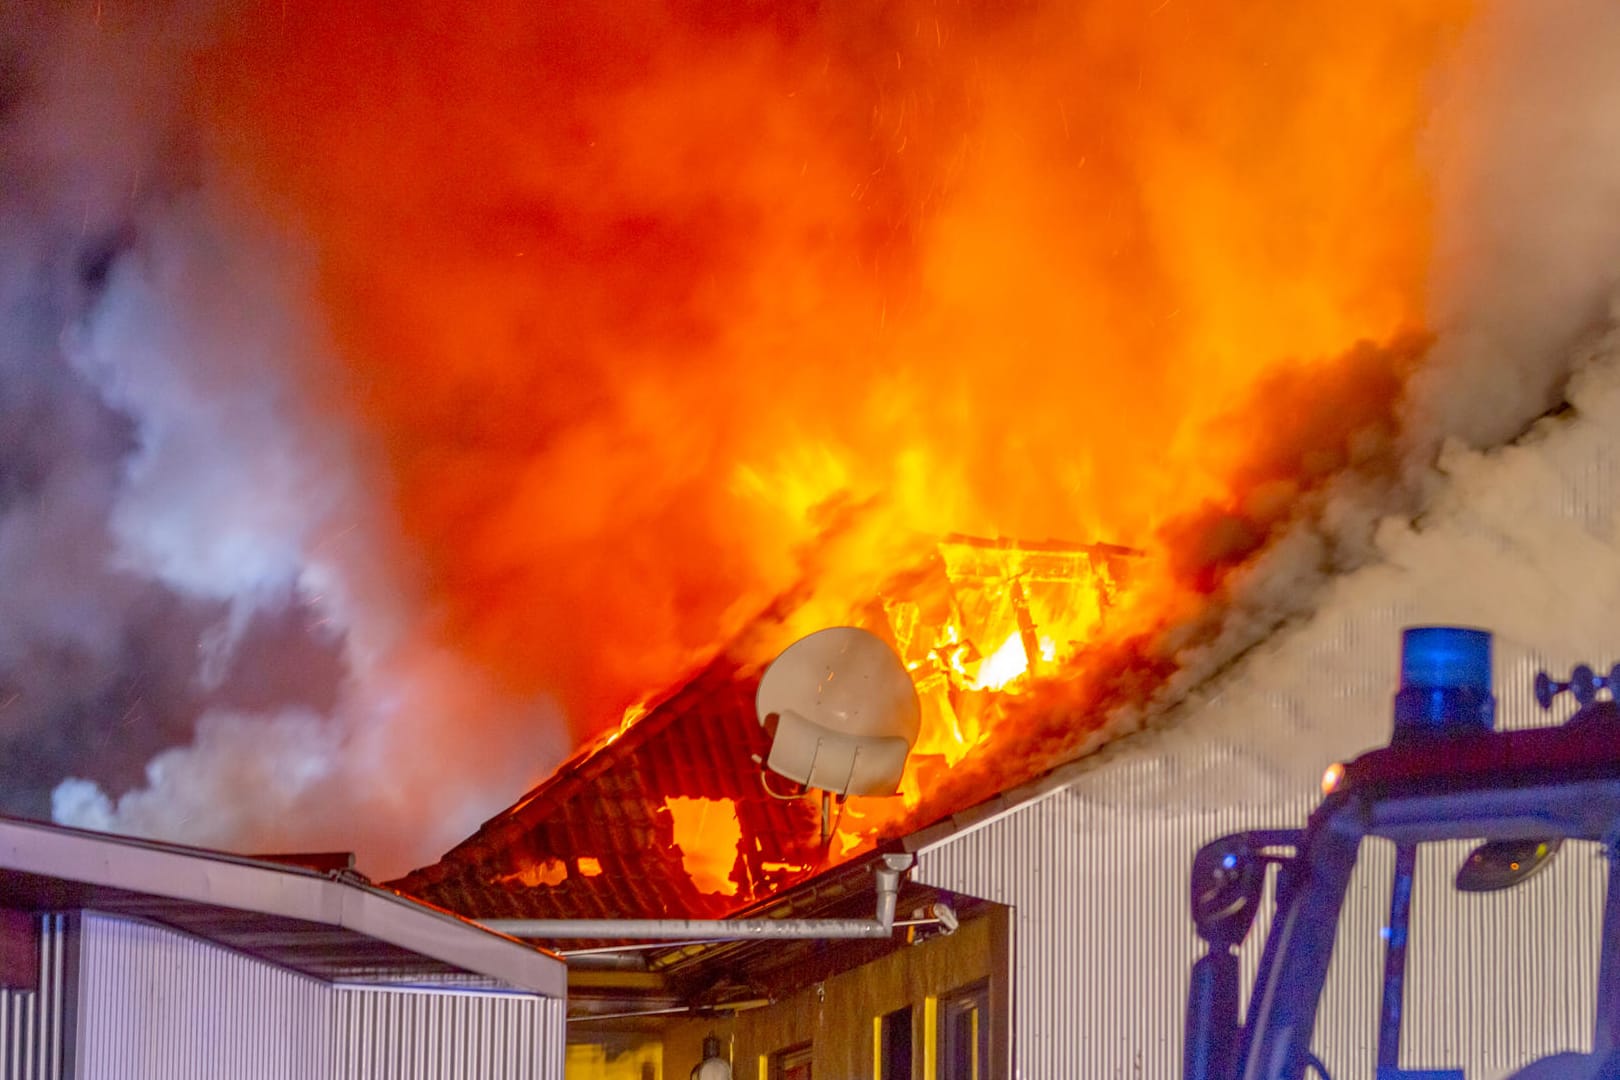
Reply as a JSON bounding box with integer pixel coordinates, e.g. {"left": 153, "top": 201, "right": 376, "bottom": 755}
{"left": 1242, "top": 778, "right": 1620, "bottom": 1080}
{"left": 1303, "top": 834, "right": 1607, "bottom": 1079}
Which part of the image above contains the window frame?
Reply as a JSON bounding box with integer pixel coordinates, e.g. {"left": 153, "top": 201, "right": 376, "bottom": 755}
{"left": 875, "top": 1003, "right": 914, "bottom": 1080}
{"left": 768, "top": 1041, "right": 813, "bottom": 1080}
{"left": 937, "top": 979, "right": 991, "bottom": 1080}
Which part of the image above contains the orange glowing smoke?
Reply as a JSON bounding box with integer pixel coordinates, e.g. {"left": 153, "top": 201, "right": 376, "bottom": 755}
{"left": 196, "top": 0, "right": 1472, "bottom": 756}
{"left": 665, "top": 796, "right": 741, "bottom": 896}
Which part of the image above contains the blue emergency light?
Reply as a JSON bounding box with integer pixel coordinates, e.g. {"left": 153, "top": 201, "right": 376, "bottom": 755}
{"left": 1392, "top": 626, "right": 1495, "bottom": 741}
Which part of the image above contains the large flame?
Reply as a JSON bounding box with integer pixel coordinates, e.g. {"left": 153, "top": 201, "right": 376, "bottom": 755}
{"left": 815, "top": 535, "right": 1133, "bottom": 854}
{"left": 193, "top": 1, "right": 1474, "bottom": 875}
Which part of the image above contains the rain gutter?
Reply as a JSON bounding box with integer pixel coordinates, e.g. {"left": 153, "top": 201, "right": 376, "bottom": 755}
{"left": 485, "top": 853, "right": 913, "bottom": 941}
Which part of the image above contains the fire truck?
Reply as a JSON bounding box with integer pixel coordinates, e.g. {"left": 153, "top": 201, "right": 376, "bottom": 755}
{"left": 1184, "top": 626, "right": 1620, "bottom": 1080}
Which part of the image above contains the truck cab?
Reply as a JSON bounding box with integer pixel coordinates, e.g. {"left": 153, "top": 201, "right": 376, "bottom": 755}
{"left": 1185, "top": 627, "right": 1620, "bottom": 1080}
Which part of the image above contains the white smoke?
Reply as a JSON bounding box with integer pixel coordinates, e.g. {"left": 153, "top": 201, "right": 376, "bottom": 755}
{"left": 0, "top": 6, "right": 235, "bottom": 801}
{"left": 1408, "top": 0, "right": 1620, "bottom": 452}
{"left": 0, "top": 8, "right": 167, "bottom": 678}
{"left": 1056, "top": 0, "right": 1620, "bottom": 795}
{"left": 1087, "top": 314, "right": 1620, "bottom": 821}
{"left": 66, "top": 194, "right": 347, "bottom": 621}
{"left": 1112, "top": 0, "right": 1620, "bottom": 804}
{"left": 0, "top": 7, "right": 565, "bottom": 878}
{"left": 47, "top": 194, "right": 566, "bottom": 876}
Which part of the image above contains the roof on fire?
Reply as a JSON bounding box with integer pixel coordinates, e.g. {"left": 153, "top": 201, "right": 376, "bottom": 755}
{"left": 389, "top": 549, "right": 1170, "bottom": 926}
{"left": 391, "top": 650, "right": 829, "bottom": 921}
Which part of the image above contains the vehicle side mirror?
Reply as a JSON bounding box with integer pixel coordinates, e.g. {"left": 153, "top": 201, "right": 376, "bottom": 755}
{"left": 1191, "top": 837, "right": 1265, "bottom": 949}
{"left": 1456, "top": 838, "right": 1562, "bottom": 893}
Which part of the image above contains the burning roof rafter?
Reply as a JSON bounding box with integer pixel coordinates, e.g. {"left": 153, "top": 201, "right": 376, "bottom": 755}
{"left": 393, "top": 532, "right": 1139, "bottom": 924}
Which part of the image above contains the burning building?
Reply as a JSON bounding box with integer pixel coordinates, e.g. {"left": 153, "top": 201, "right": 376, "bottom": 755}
{"left": 382, "top": 533, "right": 1137, "bottom": 1074}
{"left": 10, "top": 0, "right": 1620, "bottom": 1076}
{"left": 391, "top": 362, "right": 1620, "bottom": 1078}
{"left": 395, "top": 533, "right": 1138, "bottom": 919}
{"left": 389, "top": 534, "right": 1079, "bottom": 1076}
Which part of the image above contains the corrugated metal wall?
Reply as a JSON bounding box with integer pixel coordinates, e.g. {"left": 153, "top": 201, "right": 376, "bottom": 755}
{"left": 916, "top": 634, "right": 1614, "bottom": 1079}
{"left": 75, "top": 913, "right": 335, "bottom": 1080}
{"left": 0, "top": 915, "right": 67, "bottom": 1080}
{"left": 331, "top": 985, "right": 565, "bottom": 1080}
{"left": 919, "top": 790, "right": 1314, "bottom": 1076}
{"left": 73, "top": 913, "right": 564, "bottom": 1080}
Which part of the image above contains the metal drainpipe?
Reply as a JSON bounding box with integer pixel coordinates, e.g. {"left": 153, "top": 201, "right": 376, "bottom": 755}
{"left": 484, "top": 853, "right": 913, "bottom": 940}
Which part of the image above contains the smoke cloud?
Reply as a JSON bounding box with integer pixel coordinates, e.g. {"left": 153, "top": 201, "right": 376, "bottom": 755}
{"left": 3, "top": 0, "right": 1619, "bottom": 876}
{"left": 1225, "top": 0, "right": 1620, "bottom": 651}
{"left": 1033, "top": 0, "right": 1620, "bottom": 780}
{"left": 3, "top": 5, "right": 559, "bottom": 877}
{"left": 1410, "top": 0, "right": 1620, "bottom": 452}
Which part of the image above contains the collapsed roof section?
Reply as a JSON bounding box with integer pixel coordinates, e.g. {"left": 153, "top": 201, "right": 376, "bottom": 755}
{"left": 392, "top": 535, "right": 1140, "bottom": 924}
{"left": 395, "top": 658, "right": 824, "bottom": 922}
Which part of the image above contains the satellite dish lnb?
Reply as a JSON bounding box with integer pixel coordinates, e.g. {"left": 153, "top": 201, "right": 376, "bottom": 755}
{"left": 756, "top": 627, "right": 921, "bottom": 797}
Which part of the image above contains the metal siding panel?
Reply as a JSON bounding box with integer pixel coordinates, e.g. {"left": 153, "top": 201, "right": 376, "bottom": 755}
{"left": 915, "top": 625, "right": 1615, "bottom": 1078}
{"left": 0, "top": 914, "right": 66, "bottom": 1080}
{"left": 541, "top": 997, "right": 566, "bottom": 1080}
{"left": 72, "top": 913, "right": 564, "bottom": 1079}
{"left": 74, "top": 913, "right": 331, "bottom": 1080}
{"left": 330, "top": 985, "right": 561, "bottom": 1079}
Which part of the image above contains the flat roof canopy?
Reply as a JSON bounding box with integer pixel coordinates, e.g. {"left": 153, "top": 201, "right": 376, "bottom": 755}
{"left": 0, "top": 816, "right": 564, "bottom": 997}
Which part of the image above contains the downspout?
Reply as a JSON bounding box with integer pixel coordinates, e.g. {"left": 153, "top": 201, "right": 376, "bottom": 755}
{"left": 485, "top": 853, "right": 913, "bottom": 940}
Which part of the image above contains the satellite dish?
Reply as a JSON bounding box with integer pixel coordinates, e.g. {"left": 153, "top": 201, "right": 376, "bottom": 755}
{"left": 756, "top": 627, "right": 921, "bottom": 798}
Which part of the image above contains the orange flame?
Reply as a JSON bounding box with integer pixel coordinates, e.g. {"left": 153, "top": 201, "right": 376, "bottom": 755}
{"left": 496, "top": 857, "right": 567, "bottom": 889}
{"left": 196, "top": 1, "right": 1474, "bottom": 858}
{"left": 665, "top": 796, "right": 742, "bottom": 896}
{"left": 818, "top": 535, "right": 1130, "bottom": 851}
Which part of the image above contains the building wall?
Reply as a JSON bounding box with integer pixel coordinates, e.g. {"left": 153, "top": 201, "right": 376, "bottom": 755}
{"left": 564, "top": 1039, "right": 663, "bottom": 1080}
{"left": 658, "top": 908, "right": 1009, "bottom": 1080}
{"left": 915, "top": 621, "right": 1615, "bottom": 1079}
{"left": 0, "top": 914, "right": 68, "bottom": 1080}
{"left": 76, "top": 912, "right": 330, "bottom": 1080}
{"left": 331, "top": 983, "right": 565, "bottom": 1080}
{"left": 72, "top": 912, "right": 564, "bottom": 1080}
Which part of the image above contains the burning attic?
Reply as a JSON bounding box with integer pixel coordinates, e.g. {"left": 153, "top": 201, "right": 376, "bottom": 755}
{"left": 385, "top": 348, "right": 1620, "bottom": 1080}
{"left": 393, "top": 532, "right": 1138, "bottom": 918}
{"left": 377, "top": 533, "right": 1131, "bottom": 1077}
